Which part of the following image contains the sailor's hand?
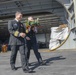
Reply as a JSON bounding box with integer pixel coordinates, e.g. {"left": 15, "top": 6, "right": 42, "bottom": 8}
{"left": 19, "top": 33, "right": 26, "bottom": 38}
{"left": 26, "top": 36, "right": 30, "bottom": 40}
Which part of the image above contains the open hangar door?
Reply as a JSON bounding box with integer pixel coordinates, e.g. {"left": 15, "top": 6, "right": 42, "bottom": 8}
{"left": 0, "top": 0, "right": 75, "bottom": 50}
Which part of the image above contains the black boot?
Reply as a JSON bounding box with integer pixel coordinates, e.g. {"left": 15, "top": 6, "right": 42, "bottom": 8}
{"left": 38, "top": 59, "right": 46, "bottom": 65}
{"left": 11, "top": 66, "right": 17, "bottom": 71}
{"left": 23, "top": 67, "right": 33, "bottom": 73}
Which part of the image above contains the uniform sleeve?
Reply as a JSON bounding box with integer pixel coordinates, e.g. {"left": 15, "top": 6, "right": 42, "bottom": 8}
{"left": 8, "top": 20, "right": 20, "bottom": 37}
{"left": 22, "top": 23, "right": 26, "bottom": 33}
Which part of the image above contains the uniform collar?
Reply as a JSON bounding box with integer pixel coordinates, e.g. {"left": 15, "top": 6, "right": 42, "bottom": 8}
{"left": 15, "top": 18, "right": 19, "bottom": 22}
